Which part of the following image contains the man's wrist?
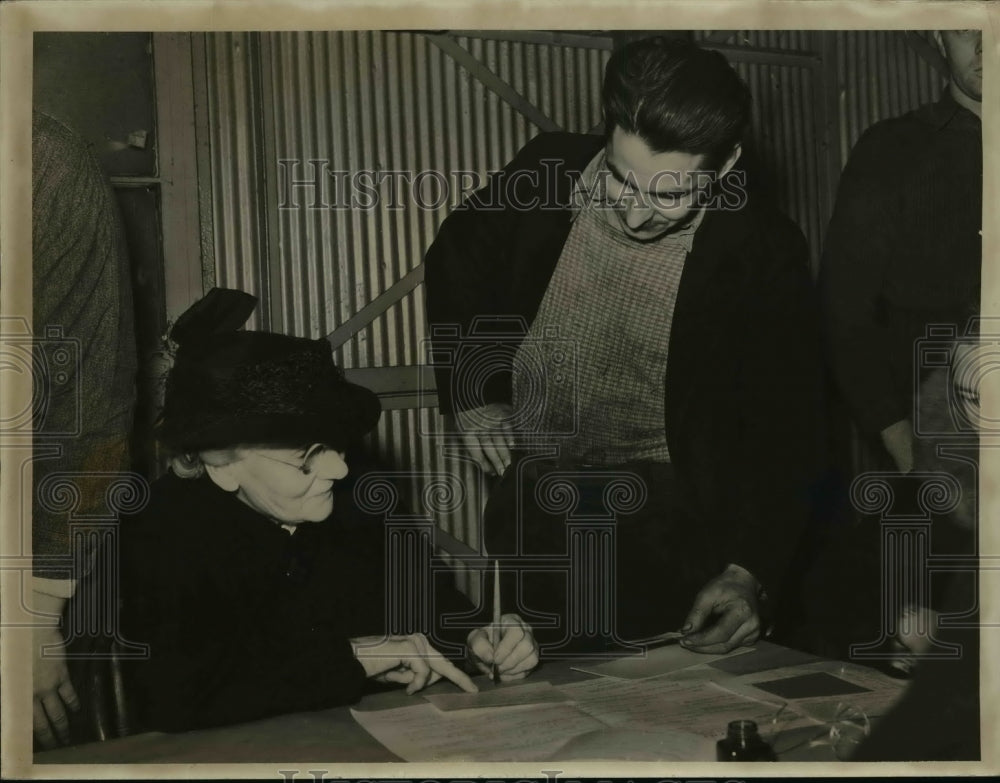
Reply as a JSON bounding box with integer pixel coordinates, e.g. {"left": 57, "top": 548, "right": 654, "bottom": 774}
{"left": 29, "top": 587, "right": 69, "bottom": 626}
{"left": 31, "top": 576, "right": 77, "bottom": 600}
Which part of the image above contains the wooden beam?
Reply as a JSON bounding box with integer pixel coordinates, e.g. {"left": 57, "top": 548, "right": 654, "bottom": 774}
{"left": 326, "top": 264, "right": 425, "bottom": 350}
{"left": 702, "top": 43, "right": 821, "bottom": 71}
{"left": 342, "top": 365, "right": 439, "bottom": 410}
{"left": 446, "top": 30, "right": 613, "bottom": 51}
{"left": 159, "top": 32, "right": 214, "bottom": 318}
{"left": 704, "top": 31, "right": 737, "bottom": 45}
{"left": 424, "top": 33, "right": 563, "bottom": 133}
{"left": 904, "top": 31, "right": 949, "bottom": 78}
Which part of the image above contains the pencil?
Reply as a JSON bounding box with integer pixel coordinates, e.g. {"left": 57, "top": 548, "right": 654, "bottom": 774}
{"left": 491, "top": 559, "right": 501, "bottom": 684}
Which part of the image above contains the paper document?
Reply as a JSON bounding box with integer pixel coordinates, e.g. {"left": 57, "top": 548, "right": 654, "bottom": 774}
{"left": 753, "top": 671, "right": 870, "bottom": 699}
{"left": 350, "top": 701, "right": 605, "bottom": 762}
{"left": 713, "top": 660, "right": 908, "bottom": 719}
{"left": 708, "top": 642, "right": 822, "bottom": 675}
{"left": 552, "top": 726, "right": 716, "bottom": 761}
{"left": 424, "top": 680, "right": 569, "bottom": 711}
{"left": 572, "top": 642, "right": 753, "bottom": 680}
{"left": 557, "top": 674, "right": 814, "bottom": 739}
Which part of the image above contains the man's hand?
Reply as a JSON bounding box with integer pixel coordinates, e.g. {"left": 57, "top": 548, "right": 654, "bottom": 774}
{"left": 889, "top": 603, "right": 938, "bottom": 677}
{"left": 466, "top": 613, "right": 539, "bottom": 681}
{"left": 351, "top": 633, "right": 479, "bottom": 695}
{"left": 32, "top": 592, "right": 79, "bottom": 749}
{"left": 680, "top": 564, "right": 762, "bottom": 654}
{"left": 445, "top": 403, "right": 515, "bottom": 476}
{"left": 880, "top": 418, "right": 914, "bottom": 473}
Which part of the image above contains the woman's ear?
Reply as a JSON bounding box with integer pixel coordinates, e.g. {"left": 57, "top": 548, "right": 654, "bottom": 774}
{"left": 205, "top": 462, "right": 240, "bottom": 492}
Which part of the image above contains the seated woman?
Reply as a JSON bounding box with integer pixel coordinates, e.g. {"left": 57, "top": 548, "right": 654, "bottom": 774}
{"left": 120, "top": 288, "right": 537, "bottom": 732}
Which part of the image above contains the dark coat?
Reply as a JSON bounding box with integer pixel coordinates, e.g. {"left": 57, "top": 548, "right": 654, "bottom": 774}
{"left": 424, "top": 131, "right": 826, "bottom": 597}
{"left": 820, "top": 93, "right": 981, "bottom": 435}
{"left": 119, "top": 465, "right": 472, "bottom": 732}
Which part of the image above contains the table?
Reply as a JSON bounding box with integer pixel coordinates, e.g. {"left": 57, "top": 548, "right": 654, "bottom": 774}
{"left": 34, "top": 642, "right": 904, "bottom": 765}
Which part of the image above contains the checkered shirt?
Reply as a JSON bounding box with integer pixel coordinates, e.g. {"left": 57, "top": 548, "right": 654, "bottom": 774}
{"left": 511, "top": 150, "right": 701, "bottom": 464}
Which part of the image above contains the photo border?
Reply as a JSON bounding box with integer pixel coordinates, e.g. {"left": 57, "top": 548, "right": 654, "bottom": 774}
{"left": 2, "top": 0, "right": 997, "bottom": 779}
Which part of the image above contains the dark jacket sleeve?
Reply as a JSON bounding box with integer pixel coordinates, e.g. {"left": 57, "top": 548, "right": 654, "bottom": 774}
{"left": 721, "top": 215, "right": 826, "bottom": 599}
{"left": 423, "top": 134, "right": 571, "bottom": 416}
{"left": 32, "top": 112, "right": 137, "bottom": 577}
{"left": 820, "top": 123, "right": 906, "bottom": 435}
{"left": 122, "top": 521, "right": 368, "bottom": 732}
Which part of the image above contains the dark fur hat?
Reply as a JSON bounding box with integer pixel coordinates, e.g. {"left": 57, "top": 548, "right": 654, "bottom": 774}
{"left": 156, "top": 288, "right": 381, "bottom": 452}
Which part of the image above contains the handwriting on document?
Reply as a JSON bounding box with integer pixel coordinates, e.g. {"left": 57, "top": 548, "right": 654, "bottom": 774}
{"left": 350, "top": 702, "right": 605, "bottom": 762}
{"left": 424, "top": 680, "right": 569, "bottom": 711}
{"left": 557, "top": 675, "right": 792, "bottom": 738}
{"left": 713, "top": 660, "right": 908, "bottom": 720}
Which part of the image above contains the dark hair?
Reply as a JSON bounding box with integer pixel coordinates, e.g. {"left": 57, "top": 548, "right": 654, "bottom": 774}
{"left": 602, "top": 37, "right": 751, "bottom": 170}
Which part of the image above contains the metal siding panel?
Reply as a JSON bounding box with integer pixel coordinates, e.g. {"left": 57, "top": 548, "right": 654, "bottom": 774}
{"left": 837, "top": 30, "right": 943, "bottom": 156}
{"left": 707, "top": 31, "right": 941, "bottom": 273}
{"left": 241, "top": 31, "right": 608, "bottom": 551}
{"left": 204, "top": 33, "right": 269, "bottom": 329}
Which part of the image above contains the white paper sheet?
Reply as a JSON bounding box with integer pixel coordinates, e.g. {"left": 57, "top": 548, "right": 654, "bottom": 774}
{"left": 556, "top": 674, "right": 814, "bottom": 739}
{"left": 424, "top": 680, "right": 569, "bottom": 711}
{"left": 350, "top": 701, "right": 606, "bottom": 762}
{"left": 550, "top": 726, "right": 717, "bottom": 761}
{"left": 712, "top": 660, "right": 908, "bottom": 719}
{"left": 571, "top": 642, "right": 754, "bottom": 679}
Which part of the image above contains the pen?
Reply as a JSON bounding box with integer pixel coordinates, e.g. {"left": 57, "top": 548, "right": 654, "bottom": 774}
{"left": 491, "top": 559, "right": 501, "bottom": 685}
{"left": 606, "top": 629, "right": 687, "bottom": 651}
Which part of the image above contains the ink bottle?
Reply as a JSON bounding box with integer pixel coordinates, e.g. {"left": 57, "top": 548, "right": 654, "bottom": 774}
{"left": 716, "top": 719, "right": 777, "bottom": 761}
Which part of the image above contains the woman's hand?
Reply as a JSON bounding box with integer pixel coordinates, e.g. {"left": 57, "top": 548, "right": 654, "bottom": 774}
{"left": 466, "top": 613, "right": 540, "bottom": 681}
{"left": 350, "top": 633, "right": 478, "bottom": 695}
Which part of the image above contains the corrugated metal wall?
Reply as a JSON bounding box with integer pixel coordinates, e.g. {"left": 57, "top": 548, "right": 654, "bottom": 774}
{"left": 694, "top": 30, "right": 944, "bottom": 270}
{"left": 737, "top": 55, "right": 826, "bottom": 271}
{"left": 833, "top": 31, "right": 943, "bottom": 161}
{"left": 199, "top": 31, "right": 609, "bottom": 592}
{"left": 199, "top": 33, "right": 271, "bottom": 331}
{"left": 195, "top": 29, "right": 946, "bottom": 592}
{"left": 694, "top": 31, "right": 828, "bottom": 271}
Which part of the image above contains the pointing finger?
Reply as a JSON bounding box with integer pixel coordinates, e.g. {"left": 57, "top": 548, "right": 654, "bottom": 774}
{"left": 427, "top": 652, "right": 478, "bottom": 693}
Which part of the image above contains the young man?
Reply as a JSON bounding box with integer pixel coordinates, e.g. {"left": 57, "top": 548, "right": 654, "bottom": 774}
{"left": 424, "top": 37, "right": 825, "bottom": 655}
{"left": 820, "top": 29, "right": 982, "bottom": 671}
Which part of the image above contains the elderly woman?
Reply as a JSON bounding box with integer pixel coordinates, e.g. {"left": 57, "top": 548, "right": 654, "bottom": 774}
{"left": 120, "top": 289, "right": 537, "bottom": 732}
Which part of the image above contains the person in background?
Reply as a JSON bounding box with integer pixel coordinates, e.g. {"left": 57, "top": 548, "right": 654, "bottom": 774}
{"left": 30, "top": 111, "right": 138, "bottom": 749}
{"left": 424, "top": 37, "right": 825, "bottom": 655}
{"left": 821, "top": 29, "right": 981, "bottom": 474}
{"left": 853, "top": 337, "right": 981, "bottom": 761}
{"left": 819, "top": 29, "right": 982, "bottom": 667}
{"left": 119, "top": 288, "right": 538, "bottom": 732}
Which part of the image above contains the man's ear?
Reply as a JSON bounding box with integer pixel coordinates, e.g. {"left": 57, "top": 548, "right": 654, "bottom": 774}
{"left": 205, "top": 462, "right": 240, "bottom": 492}
{"left": 719, "top": 143, "right": 742, "bottom": 177}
